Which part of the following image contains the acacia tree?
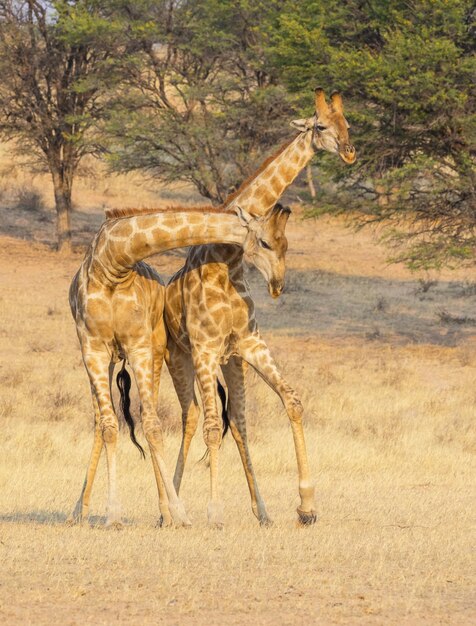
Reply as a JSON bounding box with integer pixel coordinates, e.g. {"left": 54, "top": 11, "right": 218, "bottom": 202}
{"left": 106, "top": 0, "right": 292, "bottom": 204}
{"left": 0, "top": 0, "right": 123, "bottom": 252}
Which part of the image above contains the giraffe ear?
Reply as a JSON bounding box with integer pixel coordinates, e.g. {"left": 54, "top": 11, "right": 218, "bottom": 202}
{"left": 290, "top": 117, "right": 314, "bottom": 132}
{"left": 267, "top": 203, "right": 291, "bottom": 233}
{"left": 234, "top": 205, "right": 255, "bottom": 228}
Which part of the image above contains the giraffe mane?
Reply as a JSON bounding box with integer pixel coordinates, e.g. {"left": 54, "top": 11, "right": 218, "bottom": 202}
{"left": 105, "top": 205, "right": 232, "bottom": 220}
{"left": 223, "top": 134, "right": 300, "bottom": 207}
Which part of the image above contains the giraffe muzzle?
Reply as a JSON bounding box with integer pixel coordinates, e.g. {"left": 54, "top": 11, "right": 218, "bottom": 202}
{"left": 269, "top": 280, "right": 284, "bottom": 299}
{"left": 339, "top": 144, "right": 356, "bottom": 164}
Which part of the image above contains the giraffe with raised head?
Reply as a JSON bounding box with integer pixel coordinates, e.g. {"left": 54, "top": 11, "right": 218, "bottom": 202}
{"left": 164, "top": 89, "right": 356, "bottom": 527}
{"left": 223, "top": 88, "right": 355, "bottom": 215}
{"left": 67, "top": 204, "right": 281, "bottom": 528}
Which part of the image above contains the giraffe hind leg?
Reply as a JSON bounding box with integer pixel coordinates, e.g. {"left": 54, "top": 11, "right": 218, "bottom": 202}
{"left": 193, "top": 349, "right": 224, "bottom": 528}
{"left": 76, "top": 351, "right": 123, "bottom": 528}
{"left": 221, "top": 357, "right": 272, "bottom": 526}
{"left": 67, "top": 358, "right": 118, "bottom": 526}
{"left": 165, "top": 340, "right": 200, "bottom": 495}
{"left": 66, "top": 386, "right": 103, "bottom": 525}
{"left": 127, "top": 344, "right": 191, "bottom": 528}
{"left": 151, "top": 344, "right": 174, "bottom": 528}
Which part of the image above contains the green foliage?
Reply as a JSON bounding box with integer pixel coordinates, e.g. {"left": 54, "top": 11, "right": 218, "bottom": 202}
{"left": 105, "top": 0, "right": 292, "bottom": 202}
{"left": 106, "top": 0, "right": 474, "bottom": 266}
{"left": 267, "top": 0, "right": 475, "bottom": 268}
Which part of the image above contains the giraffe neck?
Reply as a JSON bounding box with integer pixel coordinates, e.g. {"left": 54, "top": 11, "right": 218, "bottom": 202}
{"left": 90, "top": 209, "right": 246, "bottom": 284}
{"left": 225, "top": 131, "right": 315, "bottom": 216}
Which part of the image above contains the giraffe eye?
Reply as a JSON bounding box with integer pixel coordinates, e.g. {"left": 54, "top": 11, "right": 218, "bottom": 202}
{"left": 316, "top": 124, "right": 327, "bottom": 132}
{"left": 259, "top": 239, "right": 272, "bottom": 250}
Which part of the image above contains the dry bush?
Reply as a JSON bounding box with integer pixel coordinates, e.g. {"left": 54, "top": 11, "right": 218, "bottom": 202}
{"left": 48, "top": 390, "right": 82, "bottom": 422}
{"left": 29, "top": 340, "right": 55, "bottom": 353}
{"left": 459, "top": 281, "right": 476, "bottom": 297}
{"left": 15, "top": 186, "right": 44, "bottom": 212}
{"left": 0, "top": 369, "right": 24, "bottom": 387}
{"left": 434, "top": 413, "right": 476, "bottom": 453}
{"left": 0, "top": 398, "right": 15, "bottom": 418}
{"left": 437, "top": 309, "right": 476, "bottom": 325}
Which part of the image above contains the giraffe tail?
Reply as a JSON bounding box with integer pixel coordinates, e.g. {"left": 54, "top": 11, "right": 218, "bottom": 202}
{"left": 116, "top": 360, "right": 146, "bottom": 459}
{"left": 217, "top": 379, "right": 230, "bottom": 438}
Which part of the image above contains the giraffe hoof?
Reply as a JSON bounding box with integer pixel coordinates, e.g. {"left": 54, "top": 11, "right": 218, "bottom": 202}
{"left": 259, "top": 517, "right": 274, "bottom": 528}
{"left": 169, "top": 501, "right": 192, "bottom": 528}
{"left": 208, "top": 521, "right": 224, "bottom": 530}
{"left": 105, "top": 520, "right": 124, "bottom": 531}
{"left": 297, "top": 507, "right": 318, "bottom": 526}
{"left": 66, "top": 502, "right": 86, "bottom": 526}
{"left": 156, "top": 514, "right": 174, "bottom": 529}
{"left": 207, "top": 501, "right": 224, "bottom": 528}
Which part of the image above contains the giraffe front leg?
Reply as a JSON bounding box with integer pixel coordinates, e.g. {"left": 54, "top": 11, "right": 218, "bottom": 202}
{"left": 151, "top": 342, "right": 174, "bottom": 528}
{"left": 193, "top": 350, "right": 224, "bottom": 528}
{"left": 239, "top": 335, "right": 317, "bottom": 526}
{"left": 128, "top": 344, "right": 191, "bottom": 528}
{"left": 221, "top": 357, "right": 272, "bottom": 526}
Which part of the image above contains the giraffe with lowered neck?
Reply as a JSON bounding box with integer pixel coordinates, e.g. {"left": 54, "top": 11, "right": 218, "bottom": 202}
{"left": 67, "top": 204, "right": 277, "bottom": 528}
{"left": 164, "top": 88, "right": 356, "bottom": 527}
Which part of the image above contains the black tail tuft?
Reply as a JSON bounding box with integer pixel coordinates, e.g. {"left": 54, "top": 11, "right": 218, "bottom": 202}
{"left": 217, "top": 379, "right": 229, "bottom": 438}
{"left": 116, "top": 361, "right": 146, "bottom": 459}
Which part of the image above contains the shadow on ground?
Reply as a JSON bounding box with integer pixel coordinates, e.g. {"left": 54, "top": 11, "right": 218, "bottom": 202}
{"left": 0, "top": 204, "right": 106, "bottom": 249}
{"left": 0, "top": 510, "right": 137, "bottom": 527}
{"left": 0, "top": 510, "right": 68, "bottom": 525}
{"left": 247, "top": 267, "right": 476, "bottom": 347}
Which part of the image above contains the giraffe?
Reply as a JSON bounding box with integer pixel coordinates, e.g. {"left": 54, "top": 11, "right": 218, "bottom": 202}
{"left": 164, "top": 88, "right": 356, "bottom": 527}
{"left": 67, "top": 204, "right": 281, "bottom": 529}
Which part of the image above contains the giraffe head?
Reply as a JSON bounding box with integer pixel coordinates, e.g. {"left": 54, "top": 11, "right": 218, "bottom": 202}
{"left": 291, "top": 88, "right": 356, "bottom": 164}
{"left": 236, "top": 203, "right": 291, "bottom": 299}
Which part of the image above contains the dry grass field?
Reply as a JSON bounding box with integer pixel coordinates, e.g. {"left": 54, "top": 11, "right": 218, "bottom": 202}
{"left": 0, "top": 159, "right": 475, "bottom": 625}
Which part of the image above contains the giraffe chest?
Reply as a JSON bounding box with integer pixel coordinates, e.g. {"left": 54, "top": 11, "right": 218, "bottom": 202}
{"left": 164, "top": 252, "right": 257, "bottom": 360}
{"left": 182, "top": 275, "right": 256, "bottom": 359}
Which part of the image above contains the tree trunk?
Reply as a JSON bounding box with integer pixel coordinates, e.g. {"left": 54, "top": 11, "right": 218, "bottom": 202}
{"left": 306, "top": 164, "right": 316, "bottom": 200}
{"left": 51, "top": 168, "right": 73, "bottom": 254}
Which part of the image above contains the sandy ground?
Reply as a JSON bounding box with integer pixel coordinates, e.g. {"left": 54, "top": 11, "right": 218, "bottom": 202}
{"left": 0, "top": 170, "right": 475, "bottom": 625}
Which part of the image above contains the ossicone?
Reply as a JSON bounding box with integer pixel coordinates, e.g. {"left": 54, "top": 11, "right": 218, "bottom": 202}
{"left": 274, "top": 202, "right": 291, "bottom": 216}
{"left": 314, "top": 87, "right": 329, "bottom": 116}
{"left": 330, "top": 90, "right": 343, "bottom": 113}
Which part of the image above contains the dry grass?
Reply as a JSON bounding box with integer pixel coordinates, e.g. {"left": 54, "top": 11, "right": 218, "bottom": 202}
{"left": 0, "top": 156, "right": 475, "bottom": 625}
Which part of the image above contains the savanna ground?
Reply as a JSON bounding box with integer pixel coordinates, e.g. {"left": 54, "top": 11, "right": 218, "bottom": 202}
{"left": 0, "top": 156, "right": 475, "bottom": 625}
